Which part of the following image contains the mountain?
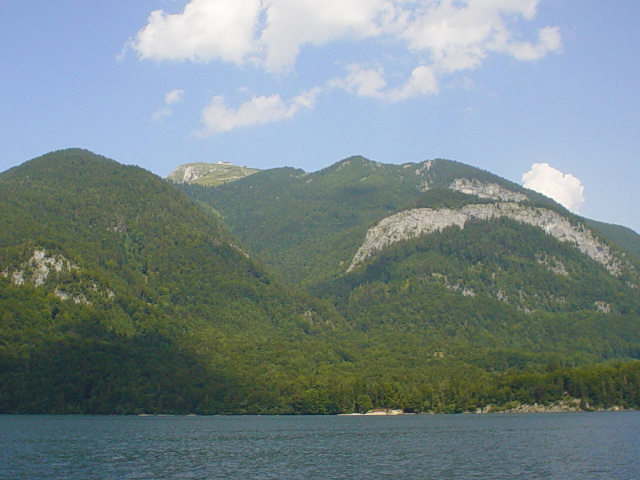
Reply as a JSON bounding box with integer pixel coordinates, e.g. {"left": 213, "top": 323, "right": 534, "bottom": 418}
{"left": 180, "top": 155, "right": 640, "bottom": 411}
{"left": 2, "top": 150, "right": 640, "bottom": 415}
{"left": 167, "top": 161, "right": 259, "bottom": 186}
{"left": 181, "top": 156, "right": 640, "bottom": 306}
{"left": 181, "top": 154, "right": 640, "bottom": 315}
{"left": 0, "top": 149, "right": 340, "bottom": 414}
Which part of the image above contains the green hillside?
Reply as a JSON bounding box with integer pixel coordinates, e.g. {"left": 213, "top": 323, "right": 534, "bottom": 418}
{"left": 587, "top": 219, "right": 640, "bottom": 258}
{"left": 178, "top": 154, "right": 640, "bottom": 411}
{"left": 180, "top": 157, "right": 518, "bottom": 285}
{"left": 180, "top": 156, "right": 637, "bottom": 296}
{"left": 2, "top": 149, "right": 640, "bottom": 415}
{"left": 0, "top": 149, "right": 340, "bottom": 414}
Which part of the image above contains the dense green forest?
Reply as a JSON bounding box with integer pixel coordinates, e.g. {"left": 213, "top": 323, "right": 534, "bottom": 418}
{"left": 587, "top": 219, "right": 640, "bottom": 259}
{"left": 1, "top": 149, "right": 640, "bottom": 414}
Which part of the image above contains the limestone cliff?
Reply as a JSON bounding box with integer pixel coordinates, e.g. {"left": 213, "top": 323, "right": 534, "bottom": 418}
{"left": 348, "top": 203, "right": 627, "bottom": 277}
{"left": 449, "top": 178, "right": 528, "bottom": 202}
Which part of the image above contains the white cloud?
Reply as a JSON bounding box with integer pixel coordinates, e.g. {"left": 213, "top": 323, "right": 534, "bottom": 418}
{"left": 164, "top": 89, "right": 185, "bottom": 104}
{"left": 522, "top": 163, "right": 585, "bottom": 213}
{"left": 259, "top": 0, "right": 389, "bottom": 72}
{"left": 131, "top": 0, "right": 561, "bottom": 131}
{"left": 328, "top": 63, "right": 438, "bottom": 102}
{"left": 131, "top": 0, "right": 260, "bottom": 64}
{"left": 131, "top": 0, "right": 560, "bottom": 73}
{"left": 387, "top": 65, "right": 438, "bottom": 101}
{"left": 152, "top": 106, "right": 173, "bottom": 122}
{"left": 506, "top": 27, "right": 562, "bottom": 61}
{"left": 196, "top": 88, "right": 321, "bottom": 135}
{"left": 152, "top": 88, "right": 186, "bottom": 122}
{"left": 398, "top": 0, "right": 560, "bottom": 73}
{"left": 328, "top": 64, "right": 387, "bottom": 99}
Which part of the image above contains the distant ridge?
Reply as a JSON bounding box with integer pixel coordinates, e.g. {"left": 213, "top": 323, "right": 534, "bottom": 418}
{"left": 181, "top": 156, "right": 640, "bottom": 290}
{"left": 167, "top": 162, "right": 259, "bottom": 186}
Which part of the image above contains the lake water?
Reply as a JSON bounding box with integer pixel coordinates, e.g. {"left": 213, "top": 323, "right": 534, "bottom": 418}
{"left": 1, "top": 413, "right": 638, "bottom": 479}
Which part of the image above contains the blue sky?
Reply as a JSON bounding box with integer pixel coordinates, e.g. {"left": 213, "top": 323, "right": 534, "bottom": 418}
{"left": 1, "top": 1, "right": 638, "bottom": 233}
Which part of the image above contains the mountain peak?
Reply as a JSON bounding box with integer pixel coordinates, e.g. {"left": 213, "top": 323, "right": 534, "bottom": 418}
{"left": 167, "top": 162, "right": 259, "bottom": 186}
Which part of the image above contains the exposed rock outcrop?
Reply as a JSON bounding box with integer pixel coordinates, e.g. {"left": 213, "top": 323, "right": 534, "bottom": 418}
{"left": 2, "top": 249, "right": 79, "bottom": 287}
{"left": 449, "top": 178, "right": 528, "bottom": 203}
{"left": 594, "top": 301, "right": 612, "bottom": 314}
{"left": 536, "top": 253, "right": 569, "bottom": 277}
{"left": 431, "top": 273, "right": 475, "bottom": 296}
{"left": 167, "top": 162, "right": 259, "bottom": 186}
{"left": 2, "top": 248, "right": 114, "bottom": 304}
{"left": 169, "top": 164, "right": 204, "bottom": 184}
{"left": 476, "top": 398, "right": 630, "bottom": 414}
{"left": 348, "top": 203, "right": 625, "bottom": 276}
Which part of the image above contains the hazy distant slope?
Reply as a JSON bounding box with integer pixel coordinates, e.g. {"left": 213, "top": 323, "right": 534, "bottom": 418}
{"left": 587, "top": 219, "right": 640, "bottom": 259}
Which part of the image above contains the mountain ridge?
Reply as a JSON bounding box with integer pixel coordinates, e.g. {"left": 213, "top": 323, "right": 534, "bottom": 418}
{"left": 0, "top": 149, "right": 342, "bottom": 414}
{"left": 180, "top": 156, "right": 639, "bottom": 291}
{"left": 2, "top": 149, "right": 640, "bottom": 414}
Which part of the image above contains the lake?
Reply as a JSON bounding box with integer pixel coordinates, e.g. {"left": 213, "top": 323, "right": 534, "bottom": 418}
{"left": 2, "top": 412, "right": 638, "bottom": 479}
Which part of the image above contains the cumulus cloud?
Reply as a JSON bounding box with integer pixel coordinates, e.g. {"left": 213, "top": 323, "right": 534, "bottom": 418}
{"left": 131, "top": 0, "right": 560, "bottom": 72}
{"left": 259, "top": 0, "right": 389, "bottom": 72}
{"left": 131, "top": 0, "right": 561, "bottom": 131}
{"left": 131, "top": 0, "right": 259, "bottom": 64}
{"left": 151, "top": 106, "right": 173, "bottom": 122}
{"left": 398, "top": 1, "right": 561, "bottom": 73}
{"left": 522, "top": 163, "right": 585, "bottom": 213}
{"left": 196, "top": 88, "right": 321, "bottom": 135}
{"left": 328, "top": 64, "right": 438, "bottom": 102}
{"left": 387, "top": 65, "right": 439, "bottom": 101}
{"left": 506, "top": 27, "right": 562, "bottom": 61}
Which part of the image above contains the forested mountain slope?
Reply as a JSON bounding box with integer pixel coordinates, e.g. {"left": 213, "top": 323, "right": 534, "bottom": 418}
{"left": 587, "top": 219, "right": 640, "bottom": 259}
{"left": 0, "top": 149, "right": 339, "bottom": 414}
{"left": 175, "top": 155, "right": 640, "bottom": 412}
{"left": 179, "top": 156, "right": 472, "bottom": 285}
{"left": 2, "top": 150, "right": 640, "bottom": 415}
{"left": 180, "top": 156, "right": 640, "bottom": 314}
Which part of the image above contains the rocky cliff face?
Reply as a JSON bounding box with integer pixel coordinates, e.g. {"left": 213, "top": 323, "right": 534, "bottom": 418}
{"left": 3, "top": 249, "right": 79, "bottom": 287}
{"left": 449, "top": 178, "right": 528, "bottom": 202}
{"left": 167, "top": 162, "right": 259, "bottom": 186}
{"left": 348, "top": 202, "right": 627, "bottom": 277}
{"left": 168, "top": 164, "right": 205, "bottom": 184}
{"left": 2, "top": 248, "right": 114, "bottom": 304}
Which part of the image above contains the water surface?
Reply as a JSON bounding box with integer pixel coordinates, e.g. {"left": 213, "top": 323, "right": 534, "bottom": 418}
{"left": 2, "top": 412, "right": 638, "bottom": 479}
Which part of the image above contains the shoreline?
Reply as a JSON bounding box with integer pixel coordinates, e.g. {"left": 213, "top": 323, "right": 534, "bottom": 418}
{"left": 337, "top": 399, "right": 634, "bottom": 416}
